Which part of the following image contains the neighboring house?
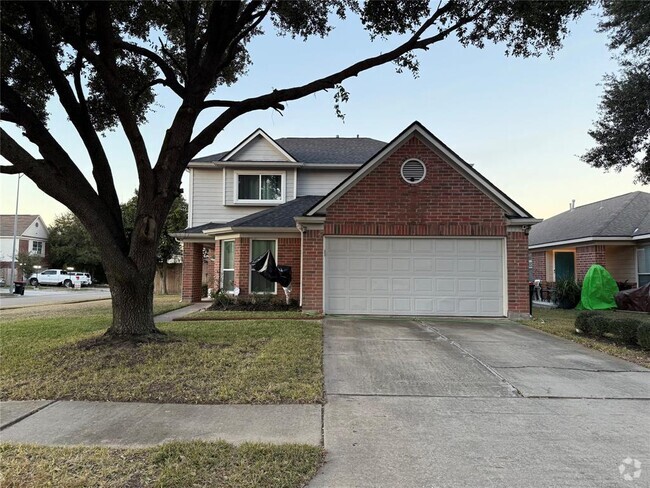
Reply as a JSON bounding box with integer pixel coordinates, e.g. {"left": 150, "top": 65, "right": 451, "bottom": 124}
{"left": 177, "top": 122, "right": 537, "bottom": 317}
{"left": 529, "top": 192, "right": 650, "bottom": 287}
{"left": 0, "top": 214, "right": 49, "bottom": 281}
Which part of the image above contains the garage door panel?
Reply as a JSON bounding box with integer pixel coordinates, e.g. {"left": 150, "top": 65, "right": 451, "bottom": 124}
{"left": 325, "top": 238, "right": 504, "bottom": 316}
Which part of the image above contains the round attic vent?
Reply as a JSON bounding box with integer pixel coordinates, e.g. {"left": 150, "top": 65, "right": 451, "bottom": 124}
{"left": 401, "top": 159, "right": 426, "bottom": 184}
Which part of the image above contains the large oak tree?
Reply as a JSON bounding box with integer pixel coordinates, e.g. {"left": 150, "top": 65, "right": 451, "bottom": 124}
{"left": 1, "top": 1, "right": 589, "bottom": 337}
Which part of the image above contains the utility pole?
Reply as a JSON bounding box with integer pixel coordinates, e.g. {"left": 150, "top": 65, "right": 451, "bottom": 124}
{"left": 8, "top": 173, "right": 22, "bottom": 292}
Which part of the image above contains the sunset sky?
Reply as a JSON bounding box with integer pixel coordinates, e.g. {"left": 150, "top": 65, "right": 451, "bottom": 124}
{"left": 1, "top": 8, "right": 647, "bottom": 226}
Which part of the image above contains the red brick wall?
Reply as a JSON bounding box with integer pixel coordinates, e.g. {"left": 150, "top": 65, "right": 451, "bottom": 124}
{"left": 181, "top": 242, "right": 204, "bottom": 302}
{"left": 507, "top": 230, "right": 530, "bottom": 315}
{"left": 234, "top": 237, "right": 250, "bottom": 295}
{"left": 302, "top": 229, "right": 324, "bottom": 311}
{"left": 278, "top": 237, "right": 301, "bottom": 299}
{"left": 576, "top": 245, "right": 607, "bottom": 280}
{"left": 531, "top": 251, "right": 547, "bottom": 281}
{"left": 325, "top": 135, "right": 506, "bottom": 237}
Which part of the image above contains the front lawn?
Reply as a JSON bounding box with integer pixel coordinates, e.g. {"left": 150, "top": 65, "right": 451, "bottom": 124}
{"left": 0, "top": 441, "right": 324, "bottom": 488}
{"left": 524, "top": 307, "right": 650, "bottom": 368}
{"left": 0, "top": 298, "right": 323, "bottom": 404}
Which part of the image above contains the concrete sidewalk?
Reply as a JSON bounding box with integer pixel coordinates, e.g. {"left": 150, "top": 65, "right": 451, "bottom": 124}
{"left": 154, "top": 301, "right": 209, "bottom": 322}
{"left": 0, "top": 400, "right": 322, "bottom": 447}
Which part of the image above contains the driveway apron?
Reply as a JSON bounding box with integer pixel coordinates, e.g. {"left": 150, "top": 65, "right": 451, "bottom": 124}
{"left": 310, "top": 317, "right": 650, "bottom": 488}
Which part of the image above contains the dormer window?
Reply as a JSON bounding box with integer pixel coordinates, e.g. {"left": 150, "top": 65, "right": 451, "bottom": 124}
{"left": 234, "top": 171, "right": 285, "bottom": 204}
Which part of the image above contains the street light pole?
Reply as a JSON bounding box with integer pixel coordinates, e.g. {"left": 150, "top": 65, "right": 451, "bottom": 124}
{"left": 8, "top": 173, "right": 23, "bottom": 292}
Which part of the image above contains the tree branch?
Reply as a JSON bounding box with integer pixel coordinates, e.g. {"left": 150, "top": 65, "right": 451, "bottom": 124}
{"left": 188, "top": 3, "right": 484, "bottom": 158}
{"left": 114, "top": 39, "right": 185, "bottom": 95}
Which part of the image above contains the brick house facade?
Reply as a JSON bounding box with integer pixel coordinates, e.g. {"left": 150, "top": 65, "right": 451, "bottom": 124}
{"left": 178, "top": 122, "right": 538, "bottom": 318}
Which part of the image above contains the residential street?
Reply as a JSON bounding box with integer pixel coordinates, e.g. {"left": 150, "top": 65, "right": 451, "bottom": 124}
{"left": 0, "top": 287, "right": 111, "bottom": 309}
{"left": 310, "top": 318, "right": 650, "bottom": 487}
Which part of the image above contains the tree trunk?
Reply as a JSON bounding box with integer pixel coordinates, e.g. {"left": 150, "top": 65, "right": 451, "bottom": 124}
{"left": 105, "top": 275, "right": 161, "bottom": 337}
{"left": 161, "top": 263, "right": 168, "bottom": 295}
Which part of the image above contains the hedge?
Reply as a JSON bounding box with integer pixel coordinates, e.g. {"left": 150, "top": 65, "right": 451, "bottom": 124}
{"left": 575, "top": 311, "right": 650, "bottom": 350}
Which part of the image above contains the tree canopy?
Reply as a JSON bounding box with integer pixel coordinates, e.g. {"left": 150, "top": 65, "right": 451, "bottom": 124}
{"left": 582, "top": 0, "right": 650, "bottom": 184}
{"left": 0, "top": 1, "right": 592, "bottom": 336}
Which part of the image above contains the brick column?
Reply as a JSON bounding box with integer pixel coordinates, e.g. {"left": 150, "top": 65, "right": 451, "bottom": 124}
{"left": 234, "top": 237, "right": 250, "bottom": 296}
{"left": 278, "top": 237, "right": 301, "bottom": 300}
{"left": 213, "top": 240, "right": 221, "bottom": 290}
{"left": 576, "top": 245, "right": 606, "bottom": 280}
{"left": 531, "top": 251, "right": 547, "bottom": 281}
{"left": 302, "top": 229, "right": 324, "bottom": 312}
{"left": 181, "top": 242, "right": 204, "bottom": 302}
{"left": 507, "top": 228, "right": 530, "bottom": 317}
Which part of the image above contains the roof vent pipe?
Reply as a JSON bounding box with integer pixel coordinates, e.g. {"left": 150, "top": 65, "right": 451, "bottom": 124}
{"left": 569, "top": 199, "right": 575, "bottom": 211}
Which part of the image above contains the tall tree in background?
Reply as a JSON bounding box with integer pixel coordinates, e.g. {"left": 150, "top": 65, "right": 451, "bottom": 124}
{"left": 1, "top": 1, "right": 590, "bottom": 337}
{"left": 582, "top": 1, "right": 650, "bottom": 183}
{"left": 48, "top": 213, "right": 106, "bottom": 282}
{"left": 122, "top": 193, "right": 187, "bottom": 295}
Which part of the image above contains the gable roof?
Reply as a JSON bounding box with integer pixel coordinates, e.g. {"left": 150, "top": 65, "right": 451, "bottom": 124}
{"left": 0, "top": 215, "right": 41, "bottom": 237}
{"left": 305, "top": 121, "right": 535, "bottom": 219}
{"left": 190, "top": 130, "right": 385, "bottom": 166}
{"left": 529, "top": 191, "right": 650, "bottom": 248}
{"left": 203, "top": 196, "right": 323, "bottom": 234}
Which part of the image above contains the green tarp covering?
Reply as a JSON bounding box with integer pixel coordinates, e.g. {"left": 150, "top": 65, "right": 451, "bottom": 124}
{"left": 576, "top": 264, "right": 618, "bottom": 310}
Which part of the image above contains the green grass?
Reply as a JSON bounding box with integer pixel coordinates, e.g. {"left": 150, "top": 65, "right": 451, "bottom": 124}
{"left": 0, "top": 297, "right": 323, "bottom": 404}
{"left": 185, "top": 310, "right": 321, "bottom": 320}
{"left": 0, "top": 441, "right": 324, "bottom": 488}
{"left": 524, "top": 307, "right": 650, "bottom": 368}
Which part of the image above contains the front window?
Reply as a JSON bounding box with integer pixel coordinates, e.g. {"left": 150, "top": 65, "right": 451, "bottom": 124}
{"left": 251, "top": 240, "right": 276, "bottom": 294}
{"left": 235, "top": 173, "right": 284, "bottom": 203}
{"left": 221, "top": 240, "right": 235, "bottom": 292}
{"left": 638, "top": 246, "right": 650, "bottom": 286}
{"left": 32, "top": 241, "right": 44, "bottom": 255}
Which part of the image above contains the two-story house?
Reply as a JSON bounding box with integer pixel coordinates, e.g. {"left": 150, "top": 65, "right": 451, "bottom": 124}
{"left": 0, "top": 214, "right": 49, "bottom": 281}
{"left": 177, "top": 122, "right": 538, "bottom": 318}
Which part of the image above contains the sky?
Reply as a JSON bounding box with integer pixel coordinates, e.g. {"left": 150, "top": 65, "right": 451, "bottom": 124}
{"left": 1, "top": 7, "right": 648, "bottom": 226}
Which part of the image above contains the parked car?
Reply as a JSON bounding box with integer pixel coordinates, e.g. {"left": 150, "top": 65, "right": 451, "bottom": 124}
{"left": 28, "top": 269, "right": 70, "bottom": 287}
{"left": 70, "top": 272, "right": 92, "bottom": 287}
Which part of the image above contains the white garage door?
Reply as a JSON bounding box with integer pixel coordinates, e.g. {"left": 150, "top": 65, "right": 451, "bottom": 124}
{"left": 324, "top": 237, "right": 504, "bottom": 316}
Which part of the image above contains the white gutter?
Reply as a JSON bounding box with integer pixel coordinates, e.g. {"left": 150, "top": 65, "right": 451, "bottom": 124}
{"left": 529, "top": 236, "right": 638, "bottom": 250}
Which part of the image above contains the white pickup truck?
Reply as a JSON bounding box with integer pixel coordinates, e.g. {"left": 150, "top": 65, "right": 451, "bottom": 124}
{"left": 28, "top": 269, "right": 91, "bottom": 287}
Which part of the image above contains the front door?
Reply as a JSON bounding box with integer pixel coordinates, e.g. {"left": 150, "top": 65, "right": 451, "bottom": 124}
{"left": 555, "top": 252, "right": 575, "bottom": 281}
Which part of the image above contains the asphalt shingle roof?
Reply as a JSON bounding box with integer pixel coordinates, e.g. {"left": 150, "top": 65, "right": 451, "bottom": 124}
{"left": 529, "top": 191, "right": 650, "bottom": 247}
{"left": 0, "top": 215, "right": 40, "bottom": 237}
{"left": 225, "top": 196, "right": 323, "bottom": 228}
{"left": 191, "top": 137, "right": 386, "bottom": 165}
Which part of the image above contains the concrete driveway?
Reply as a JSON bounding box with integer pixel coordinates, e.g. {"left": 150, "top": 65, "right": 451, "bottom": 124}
{"left": 310, "top": 318, "right": 650, "bottom": 488}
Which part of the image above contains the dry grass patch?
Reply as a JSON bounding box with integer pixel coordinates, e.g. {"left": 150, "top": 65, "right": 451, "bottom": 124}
{"left": 0, "top": 441, "right": 324, "bottom": 488}
{"left": 0, "top": 298, "right": 323, "bottom": 403}
{"left": 524, "top": 307, "right": 650, "bottom": 368}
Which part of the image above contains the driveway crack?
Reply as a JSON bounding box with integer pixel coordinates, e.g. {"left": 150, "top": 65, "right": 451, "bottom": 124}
{"left": 495, "top": 366, "right": 648, "bottom": 373}
{"left": 418, "top": 322, "right": 524, "bottom": 397}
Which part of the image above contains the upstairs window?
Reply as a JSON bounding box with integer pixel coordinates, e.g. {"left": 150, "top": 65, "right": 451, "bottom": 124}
{"left": 31, "top": 241, "right": 44, "bottom": 255}
{"left": 235, "top": 172, "right": 284, "bottom": 204}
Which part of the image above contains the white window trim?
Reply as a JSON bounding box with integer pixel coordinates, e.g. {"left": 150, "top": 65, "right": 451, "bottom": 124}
{"left": 30, "top": 240, "right": 45, "bottom": 256}
{"left": 250, "top": 238, "right": 278, "bottom": 295}
{"left": 234, "top": 170, "right": 286, "bottom": 204}
{"left": 221, "top": 239, "right": 235, "bottom": 293}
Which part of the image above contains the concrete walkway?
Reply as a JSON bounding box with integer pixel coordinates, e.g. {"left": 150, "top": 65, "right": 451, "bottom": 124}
{"left": 154, "top": 301, "right": 209, "bottom": 322}
{"left": 310, "top": 317, "right": 650, "bottom": 488}
{"left": 0, "top": 400, "right": 321, "bottom": 447}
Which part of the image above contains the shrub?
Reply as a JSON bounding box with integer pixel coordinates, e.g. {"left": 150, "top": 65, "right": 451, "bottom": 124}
{"left": 575, "top": 310, "right": 603, "bottom": 333}
{"left": 555, "top": 279, "right": 581, "bottom": 309}
{"left": 607, "top": 318, "right": 643, "bottom": 344}
{"left": 638, "top": 324, "right": 650, "bottom": 350}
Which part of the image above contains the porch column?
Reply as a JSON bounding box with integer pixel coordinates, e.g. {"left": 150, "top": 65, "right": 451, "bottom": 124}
{"left": 301, "top": 228, "right": 324, "bottom": 313}
{"left": 531, "top": 251, "right": 547, "bottom": 281}
{"left": 213, "top": 239, "right": 221, "bottom": 291}
{"left": 181, "top": 242, "right": 203, "bottom": 302}
{"left": 234, "top": 237, "right": 250, "bottom": 296}
{"left": 506, "top": 227, "right": 530, "bottom": 317}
